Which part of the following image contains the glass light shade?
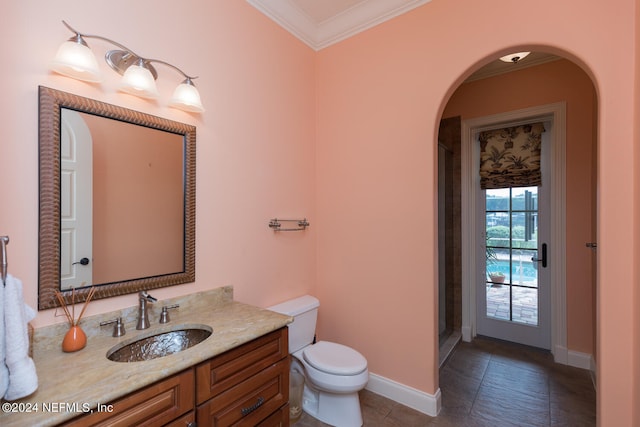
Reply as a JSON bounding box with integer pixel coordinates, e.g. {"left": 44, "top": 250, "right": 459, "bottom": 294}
{"left": 50, "top": 40, "right": 102, "bottom": 82}
{"left": 499, "top": 52, "right": 531, "bottom": 63}
{"left": 119, "top": 64, "right": 159, "bottom": 99}
{"left": 169, "top": 80, "right": 205, "bottom": 113}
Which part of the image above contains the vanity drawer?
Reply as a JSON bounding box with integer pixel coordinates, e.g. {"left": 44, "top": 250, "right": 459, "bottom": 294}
{"left": 196, "top": 358, "right": 289, "bottom": 426}
{"left": 196, "top": 328, "right": 288, "bottom": 404}
{"left": 256, "top": 403, "right": 290, "bottom": 427}
{"left": 164, "top": 410, "right": 195, "bottom": 427}
{"left": 62, "top": 369, "right": 194, "bottom": 427}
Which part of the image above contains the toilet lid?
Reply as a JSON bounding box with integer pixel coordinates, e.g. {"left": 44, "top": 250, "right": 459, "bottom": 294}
{"left": 303, "top": 341, "right": 367, "bottom": 376}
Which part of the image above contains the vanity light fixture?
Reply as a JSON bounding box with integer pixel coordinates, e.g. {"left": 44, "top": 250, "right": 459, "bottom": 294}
{"left": 499, "top": 51, "right": 531, "bottom": 63}
{"left": 50, "top": 21, "right": 204, "bottom": 113}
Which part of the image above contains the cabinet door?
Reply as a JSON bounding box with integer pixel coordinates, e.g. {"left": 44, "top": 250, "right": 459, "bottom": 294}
{"left": 196, "top": 328, "right": 288, "bottom": 405}
{"left": 196, "top": 359, "right": 289, "bottom": 427}
{"left": 62, "top": 369, "right": 194, "bottom": 427}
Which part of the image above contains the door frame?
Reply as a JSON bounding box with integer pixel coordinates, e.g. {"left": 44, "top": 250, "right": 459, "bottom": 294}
{"left": 460, "top": 102, "right": 569, "bottom": 363}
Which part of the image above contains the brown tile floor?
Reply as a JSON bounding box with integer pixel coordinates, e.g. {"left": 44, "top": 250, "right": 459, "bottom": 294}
{"left": 294, "top": 337, "right": 596, "bottom": 426}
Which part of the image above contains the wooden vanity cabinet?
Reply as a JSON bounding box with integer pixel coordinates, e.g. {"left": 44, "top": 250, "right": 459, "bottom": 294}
{"left": 60, "top": 327, "right": 289, "bottom": 427}
{"left": 195, "top": 327, "right": 290, "bottom": 426}
{"left": 62, "top": 369, "right": 194, "bottom": 427}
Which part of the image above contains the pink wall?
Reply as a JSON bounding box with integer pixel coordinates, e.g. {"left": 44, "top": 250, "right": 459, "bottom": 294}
{"left": 1, "top": 0, "right": 638, "bottom": 425}
{"left": 1, "top": 1, "right": 316, "bottom": 322}
{"left": 443, "top": 59, "right": 597, "bottom": 355}
{"left": 316, "top": 0, "right": 637, "bottom": 424}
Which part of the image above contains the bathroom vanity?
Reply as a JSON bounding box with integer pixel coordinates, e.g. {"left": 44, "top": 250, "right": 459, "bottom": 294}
{"left": 26, "top": 89, "right": 294, "bottom": 426}
{"left": 0, "top": 287, "right": 292, "bottom": 427}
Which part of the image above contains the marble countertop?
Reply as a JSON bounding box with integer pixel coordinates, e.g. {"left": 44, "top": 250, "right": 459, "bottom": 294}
{"left": 0, "top": 287, "right": 292, "bottom": 427}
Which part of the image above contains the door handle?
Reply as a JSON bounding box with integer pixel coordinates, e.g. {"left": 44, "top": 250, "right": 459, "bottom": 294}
{"left": 531, "top": 243, "right": 547, "bottom": 268}
{"left": 72, "top": 257, "right": 90, "bottom": 266}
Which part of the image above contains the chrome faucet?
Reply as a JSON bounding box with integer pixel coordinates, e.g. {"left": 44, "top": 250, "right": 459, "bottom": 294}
{"left": 136, "top": 291, "right": 157, "bottom": 330}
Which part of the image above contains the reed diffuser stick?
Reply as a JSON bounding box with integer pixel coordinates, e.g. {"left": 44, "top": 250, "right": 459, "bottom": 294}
{"left": 75, "top": 286, "right": 96, "bottom": 326}
{"left": 71, "top": 287, "right": 75, "bottom": 326}
{"left": 54, "top": 291, "right": 73, "bottom": 326}
{"left": 54, "top": 286, "right": 96, "bottom": 327}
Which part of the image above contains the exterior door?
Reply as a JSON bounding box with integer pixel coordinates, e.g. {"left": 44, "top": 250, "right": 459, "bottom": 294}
{"left": 60, "top": 109, "right": 93, "bottom": 289}
{"left": 476, "top": 122, "right": 551, "bottom": 349}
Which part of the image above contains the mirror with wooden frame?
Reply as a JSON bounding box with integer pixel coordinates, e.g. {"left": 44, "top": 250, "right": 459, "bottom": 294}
{"left": 38, "top": 86, "right": 196, "bottom": 310}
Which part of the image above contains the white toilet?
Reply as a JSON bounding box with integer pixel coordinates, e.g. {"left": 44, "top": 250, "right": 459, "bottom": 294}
{"left": 268, "top": 295, "right": 368, "bottom": 427}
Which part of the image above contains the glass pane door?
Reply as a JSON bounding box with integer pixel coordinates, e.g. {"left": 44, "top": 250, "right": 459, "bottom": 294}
{"left": 485, "top": 186, "right": 539, "bottom": 325}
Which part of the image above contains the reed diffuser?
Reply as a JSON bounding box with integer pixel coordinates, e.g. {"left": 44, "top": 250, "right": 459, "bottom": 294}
{"left": 54, "top": 286, "right": 96, "bottom": 353}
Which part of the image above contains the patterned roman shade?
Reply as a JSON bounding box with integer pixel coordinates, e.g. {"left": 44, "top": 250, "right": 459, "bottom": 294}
{"left": 479, "top": 122, "right": 545, "bottom": 189}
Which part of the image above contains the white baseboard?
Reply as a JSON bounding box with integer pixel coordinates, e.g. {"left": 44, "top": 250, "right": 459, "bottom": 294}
{"left": 365, "top": 373, "right": 440, "bottom": 417}
{"left": 461, "top": 326, "right": 472, "bottom": 342}
{"left": 567, "top": 349, "right": 594, "bottom": 371}
{"left": 553, "top": 344, "right": 568, "bottom": 365}
{"left": 554, "top": 345, "right": 594, "bottom": 373}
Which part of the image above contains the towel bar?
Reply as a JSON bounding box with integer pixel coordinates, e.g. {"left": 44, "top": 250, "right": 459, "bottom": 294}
{"left": 268, "top": 218, "right": 309, "bottom": 232}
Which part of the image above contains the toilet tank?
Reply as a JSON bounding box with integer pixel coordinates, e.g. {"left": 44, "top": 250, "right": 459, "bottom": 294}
{"left": 268, "top": 295, "right": 319, "bottom": 354}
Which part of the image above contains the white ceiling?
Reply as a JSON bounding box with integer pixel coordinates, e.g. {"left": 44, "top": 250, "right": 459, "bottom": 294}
{"left": 247, "top": 0, "right": 560, "bottom": 81}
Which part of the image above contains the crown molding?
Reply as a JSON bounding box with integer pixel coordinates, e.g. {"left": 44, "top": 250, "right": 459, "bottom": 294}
{"left": 247, "top": 0, "right": 432, "bottom": 50}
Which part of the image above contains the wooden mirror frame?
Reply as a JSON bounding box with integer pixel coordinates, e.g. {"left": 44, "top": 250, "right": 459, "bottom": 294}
{"left": 38, "top": 86, "right": 196, "bottom": 310}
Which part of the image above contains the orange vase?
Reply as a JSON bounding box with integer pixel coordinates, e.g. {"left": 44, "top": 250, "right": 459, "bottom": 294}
{"left": 62, "top": 325, "right": 87, "bottom": 352}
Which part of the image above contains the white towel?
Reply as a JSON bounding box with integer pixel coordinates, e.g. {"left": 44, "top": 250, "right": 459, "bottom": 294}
{"left": 3, "top": 274, "right": 38, "bottom": 401}
{"left": 0, "top": 281, "right": 7, "bottom": 398}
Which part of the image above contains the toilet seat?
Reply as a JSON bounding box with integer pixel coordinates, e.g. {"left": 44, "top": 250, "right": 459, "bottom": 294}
{"left": 303, "top": 341, "right": 367, "bottom": 376}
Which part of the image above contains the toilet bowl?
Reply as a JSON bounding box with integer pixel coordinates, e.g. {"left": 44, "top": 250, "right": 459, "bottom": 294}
{"left": 295, "top": 341, "right": 368, "bottom": 393}
{"left": 268, "top": 295, "right": 368, "bottom": 427}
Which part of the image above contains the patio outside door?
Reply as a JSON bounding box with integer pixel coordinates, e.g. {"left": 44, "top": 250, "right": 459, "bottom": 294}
{"left": 476, "top": 124, "right": 551, "bottom": 350}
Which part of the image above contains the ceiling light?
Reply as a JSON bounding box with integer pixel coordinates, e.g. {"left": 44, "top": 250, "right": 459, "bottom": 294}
{"left": 499, "top": 52, "right": 531, "bottom": 63}
{"left": 50, "top": 21, "right": 204, "bottom": 113}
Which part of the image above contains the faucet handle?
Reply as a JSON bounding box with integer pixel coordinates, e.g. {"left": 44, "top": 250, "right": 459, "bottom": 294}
{"left": 159, "top": 304, "right": 180, "bottom": 324}
{"left": 100, "top": 317, "right": 126, "bottom": 337}
{"left": 140, "top": 291, "right": 157, "bottom": 302}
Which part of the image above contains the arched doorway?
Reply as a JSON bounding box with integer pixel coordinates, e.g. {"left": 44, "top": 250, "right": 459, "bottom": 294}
{"left": 437, "top": 51, "right": 597, "bottom": 375}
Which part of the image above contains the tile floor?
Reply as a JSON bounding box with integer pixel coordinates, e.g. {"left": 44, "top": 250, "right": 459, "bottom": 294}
{"left": 294, "top": 337, "right": 596, "bottom": 426}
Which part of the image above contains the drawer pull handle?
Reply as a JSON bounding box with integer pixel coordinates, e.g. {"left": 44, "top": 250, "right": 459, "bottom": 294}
{"left": 241, "top": 397, "right": 265, "bottom": 416}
